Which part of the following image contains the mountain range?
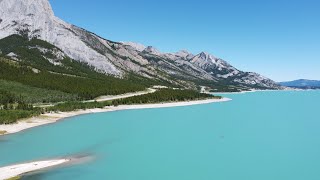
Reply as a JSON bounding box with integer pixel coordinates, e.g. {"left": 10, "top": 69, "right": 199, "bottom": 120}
{"left": 0, "top": 0, "right": 283, "bottom": 92}
{"left": 279, "top": 79, "right": 320, "bottom": 89}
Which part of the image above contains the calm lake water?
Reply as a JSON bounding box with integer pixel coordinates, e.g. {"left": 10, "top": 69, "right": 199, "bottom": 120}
{"left": 0, "top": 91, "right": 320, "bottom": 180}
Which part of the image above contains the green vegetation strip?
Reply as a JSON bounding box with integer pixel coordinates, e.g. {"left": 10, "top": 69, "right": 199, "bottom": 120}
{"left": 113, "top": 89, "right": 220, "bottom": 105}
{"left": 48, "top": 89, "right": 220, "bottom": 112}
{"left": 0, "top": 89, "right": 220, "bottom": 124}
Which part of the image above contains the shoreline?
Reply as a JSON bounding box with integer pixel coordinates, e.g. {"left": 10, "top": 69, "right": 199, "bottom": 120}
{"left": 0, "top": 98, "right": 231, "bottom": 136}
{"left": 0, "top": 98, "right": 230, "bottom": 179}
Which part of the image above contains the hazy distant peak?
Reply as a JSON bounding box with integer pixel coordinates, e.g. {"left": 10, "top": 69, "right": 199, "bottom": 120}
{"left": 280, "top": 79, "right": 320, "bottom": 87}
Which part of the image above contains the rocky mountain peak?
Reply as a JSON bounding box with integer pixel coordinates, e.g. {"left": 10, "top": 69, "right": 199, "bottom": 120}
{"left": 143, "top": 46, "right": 162, "bottom": 56}
{"left": 197, "top": 52, "right": 217, "bottom": 61}
{"left": 175, "top": 50, "right": 192, "bottom": 56}
{"left": 0, "top": 0, "right": 121, "bottom": 75}
{"left": 0, "top": 0, "right": 57, "bottom": 39}
{"left": 121, "top": 42, "right": 146, "bottom": 52}
{"left": 0, "top": 0, "right": 54, "bottom": 17}
{"left": 171, "top": 50, "right": 194, "bottom": 60}
{"left": 199, "top": 51, "right": 208, "bottom": 57}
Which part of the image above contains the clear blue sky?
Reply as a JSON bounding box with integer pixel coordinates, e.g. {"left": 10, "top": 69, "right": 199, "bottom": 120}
{"left": 49, "top": 0, "right": 320, "bottom": 81}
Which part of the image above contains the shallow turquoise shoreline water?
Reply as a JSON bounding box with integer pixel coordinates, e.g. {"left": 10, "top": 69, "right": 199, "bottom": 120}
{"left": 0, "top": 91, "right": 320, "bottom": 180}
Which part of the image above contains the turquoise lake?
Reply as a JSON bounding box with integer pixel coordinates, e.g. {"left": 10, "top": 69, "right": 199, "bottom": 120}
{"left": 0, "top": 91, "right": 320, "bottom": 180}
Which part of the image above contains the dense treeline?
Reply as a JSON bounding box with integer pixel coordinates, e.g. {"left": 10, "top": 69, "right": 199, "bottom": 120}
{"left": 0, "top": 90, "right": 36, "bottom": 110}
{"left": 0, "top": 79, "right": 78, "bottom": 103}
{"left": 48, "top": 101, "right": 112, "bottom": 112}
{"left": 113, "top": 89, "right": 220, "bottom": 105}
{"left": 0, "top": 90, "right": 17, "bottom": 105}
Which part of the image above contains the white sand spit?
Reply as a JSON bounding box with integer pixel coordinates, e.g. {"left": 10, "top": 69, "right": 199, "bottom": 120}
{"left": 0, "top": 159, "right": 70, "bottom": 180}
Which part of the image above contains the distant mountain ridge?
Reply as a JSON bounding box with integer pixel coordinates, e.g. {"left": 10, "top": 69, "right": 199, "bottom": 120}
{"left": 279, "top": 79, "right": 320, "bottom": 89}
{"left": 0, "top": 0, "right": 283, "bottom": 91}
